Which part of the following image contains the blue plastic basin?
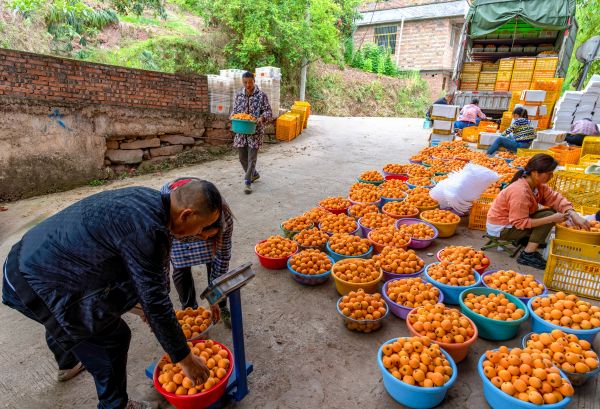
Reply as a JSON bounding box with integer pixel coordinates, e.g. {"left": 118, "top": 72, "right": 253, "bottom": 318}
{"left": 231, "top": 119, "right": 257, "bottom": 134}
{"left": 424, "top": 263, "right": 482, "bottom": 305}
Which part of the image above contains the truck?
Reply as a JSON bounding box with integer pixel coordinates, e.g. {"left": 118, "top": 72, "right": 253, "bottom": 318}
{"left": 452, "top": 0, "right": 578, "bottom": 117}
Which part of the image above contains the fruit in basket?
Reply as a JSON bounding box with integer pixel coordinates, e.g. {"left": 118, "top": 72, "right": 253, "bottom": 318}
{"left": 427, "top": 262, "right": 476, "bottom": 286}
{"left": 428, "top": 159, "right": 466, "bottom": 174}
{"left": 407, "top": 187, "right": 430, "bottom": 196}
{"left": 408, "top": 166, "right": 435, "bottom": 178}
{"left": 381, "top": 336, "right": 453, "bottom": 387}
{"left": 339, "top": 289, "right": 387, "bottom": 321}
{"left": 398, "top": 222, "right": 436, "bottom": 240}
{"left": 372, "top": 247, "right": 424, "bottom": 275}
{"left": 369, "top": 226, "right": 411, "bottom": 248}
{"left": 438, "top": 246, "right": 490, "bottom": 270}
{"left": 329, "top": 233, "right": 371, "bottom": 256}
{"left": 481, "top": 183, "right": 501, "bottom": 197}
{"left": 348, "top": 184, "right": 382, "bottom": 203}
{"left": 530, "top": 292, "right": 600, "bottom": 330}
{"left": 496, "top": 151, "right": 516, "bottom": 160}
{"left": 348, "top": 203, "right": 379, "bottom": 218}
{"left": 482, "top": 270, "right": 545, "bottom": 298}
{"left": 319, "top": 196, "right": 351, "bottom": 211}
{"left": 157, "top": 339, "right": 230, "bottom": 395}
{"left": 320, "top": 213, "right": 358, "bottom": 234}
{"left": 405, "top": 193, "right": 438, "bottom": 209}
{"left": 380, "top": 185, "right": 408, "bottom": 199}
{"left": 409, "top": 303, "right": 476, "bottom": 344}
{"left": 482, "top": 345, "right": 574, "bottom": 404}
{"left": 359, "top": 170, "right": 384, "bottom": 182}
{"left": 382, "top": 201, "right": 419, "bottom": 217}
{"left": 256, "top": 236, "right": 298, "bottom": 258}
{"left": 525, "top": 330, "right": 599, "bottom": 374}
{"left": 289, "top": 249, "right": 332, "bottom": 275}
{"left": 558, "top": 220, "right": 600, "bottom": 232}
{"left": 432, "top": 175, "right": 448, "bottom": 183}
{"left": 282, "top": 215, "right": 313, "bottom": 232}
{"left": 386, "top": 277, "right": 441, "bottom": 308}
{"left": 176, "top": 307, "right": 213, "bottom": 339}
{"left": 410, "top": 154, "right": 429, "bottom": 163}
{"left": 293, "top": 227, "right": 329, "bottom": 248}
{"left": 511, "top": 156, "right": 529, "bottom": 168}
{"left": 332, "top": 258, "right": 380, "bottom": 283}
{"left": 463, "top": 292, "right": 526, "bottom": 321}
{"left": 304, "top": 207, "right": 332, "bottom": 224}
{"left": 359, "top": 212, "right": 396, "bottom": 229}
{"left": 383, "top": 163, "right": 410, "bottom": 174}
{"left": 407, "top": 177, "right": 433, "bottom": 187}
{"left": 380, "top": 179, "right": 410, "bottom": 191}
{"left": 231, "top": 113, "right": 256, "bottom": 121}
{"left": 421, "top": 209, "right": 460, "bottom": 224}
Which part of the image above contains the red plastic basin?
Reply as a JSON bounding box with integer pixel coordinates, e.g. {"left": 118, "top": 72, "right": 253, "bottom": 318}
{"left": 255, "top": 240, "right": 298, "bottom": 269}
{"left": 153, "top": 340, "right": 234, "bottom": 409}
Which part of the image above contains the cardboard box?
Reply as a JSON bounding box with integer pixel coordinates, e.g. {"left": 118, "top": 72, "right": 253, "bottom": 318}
{"left": 479, "top": 132, "right": 501, "bottom": 146}
{"left": 531, "top": 140, "right": 557, "bottom": 150}
{"left": 537, "top": 130, "right": 566, "bottom": 144}
{"left": 429, "top": 133, "right": 454, "bottom": 146}
{"left": 431, "top": 105, "right": 460, "bottom": 120}
{"left": 432, "top": 120, "right": 454, "bottom": 132}
{"left": 520, "top": 90, "right": 547, "bottom": 103}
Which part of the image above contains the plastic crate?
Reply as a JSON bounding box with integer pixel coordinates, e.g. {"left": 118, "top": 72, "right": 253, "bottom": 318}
{"left": 287, "top": 112, "right": 303, "bottom": 135}
{"left": 549, "top": 145, "right": 582, "bottom": 165}
{"left": 463, "top": 62, "right": 483, "bottom": 73}
{"left": 496, "top": 70, "right": 512, "bottom": 81}
{"left": 468, "top": 196, "right": 495, "bottom": 231}
{"left": 275, "top": 115, "right": 297, "bottom": 142}
{"left": 582, "top": 136, "right": 600, "bottom": 156}
{"left": 579, "top": 154, "right": 600, "bottom": 166}
{"left": 516, "top": 148, "right": 557, "bottom": 158}
{"left": 509, "top": 81, "right": 532, "bottom": 92}
{"left": 495, "top": 81, "right": 510, "bottom": 92}
{"left": 291, "top": 106, "right": 308, "bottom": 129}
{"left": 511, "top": 71, "right": 534, "bottom": 81}
{"left": 531, "top": 78, "right": 564, "bottom": 91}
{"left": 460, "top": 72, "right": 480, "bottom": 82}
{"left": 498, "top": 58, "right": 515, "bottom": 71}
{"left": 460, "top": 82, "right": 479, "bottom": 91}
{"left": 579, "top": 205, "right": 600, "bottom": 216}
{"left": 534, "top": 57, "right": 559, "bottom": 71}
{"left": 462, "top": 126, "right": 480, "bottom": 143}
{"left": 548, "top": 171, "right": 600, "bottom": 208}
{"left": 532, "top": 70, "right": 555, "bottom": 79}
{"left": 514, "top": 58, "right": 537, "bottom": 71}
{"left": 543, "top": 239, "right": 600, "bottom": 301}
{"left": 479, "top": 121, "right": 499, "bottom": 132}
{"left": 565, "top": 164, "right": 587, "bottom": 173}
{"left": 294, "top": 101, "right": 311, "bottom": 120}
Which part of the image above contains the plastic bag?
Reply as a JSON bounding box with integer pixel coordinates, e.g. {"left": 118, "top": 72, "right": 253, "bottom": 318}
{"left": 430, "top": 164, "right": 499, "bottom": 214}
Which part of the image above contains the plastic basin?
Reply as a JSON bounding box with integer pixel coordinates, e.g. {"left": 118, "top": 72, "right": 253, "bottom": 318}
{"left": 382, "top": 279, "right": 444, "bottom": 319}
{"left": 326, "top": 241, "right": 373, "bottom": 262}
{"left": 527, "top": 296, "right": 600, "bottom": 343}
{"left": 458, "top": 288, "right": 529, "bottom": 341}
{"left": 395, "top": 219, "right": 439, "bottom": 249}
{"left": 231, "top": 119, "right": 257, "bottom": 135}
{"left": 337, "top": 296, "right": 389, "bottom": 333}
{"left": 407, "top": 182, "right": 435, "bottom": 190}
{"left": 520, "top": 332, "right": 600, "bottom": 386}
{"left": 367, "top": 231, "right": 411, "bottom": 254}
{"left": 423, "top": 263, "right": 482, "bottom": 305}
{"left": 480, "top": 270, "right": 548, "bottom": 304}
{"left": 382, "top": 266, "right": 424, "bottom": 282}
{"left": 319, "top": 205, "right": 349, "bottom": 215}
{"left": 477, "top": 351, "right": 573, "bottom": 409}
{"left": 380, "top": 193, "right": 407, "bottom": 207}
{"left": 349, "top": 198, "right": 381, "bottom": 208}
{"left": 356, "top": 177, "right": 384, "bottom": 186}
{"left": 555, "top": 224, "right": 600, "bottom": 245}
{"left": 416, "top": 204, "right": 439, "bottom": 213}
{"left": 382, "top": 206, "right": 420, "bottom": 220}
{"left": 255, "top": 240, "right": 298, "bottom": 270}
{"left": 153, "top": 340, "right": 234, "bottom": 409}
{"left": 419, "top": 215, "right": 459, "bottom": 238}
{"left": 319, "top": 222, "right": 360, "bottom": 237}
{"left": 377, "top": 338, "right": 457, "bottom": 409}
{"left": 280, "top": 222, "right": 313, "bottom": 239}
{"left": 287, "top": 257, "right": 332, "bottom": 286}
{"left": 406, "top": 308, "right": 478, "bottom": 363}
{"left": 436, "top": 249, "right": 490, "bottom": 274}
{"left": 383, "top": 172, "right": 409, "bottom": 181}
{"left": 331, "top": 266, "right": 383, "bottom": 296}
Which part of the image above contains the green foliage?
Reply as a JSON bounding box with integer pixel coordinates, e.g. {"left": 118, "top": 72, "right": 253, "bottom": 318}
{"left": 109, "top": 0, "right": 167, "bottom": 18}
{"left": 349, "top": 43, "right": 404, "bottom": 78}
{"left": 171, "top": 0, "right": 204, "bottom": 16}
{"left": 8, "top": 0, "right": 45, "bottom": 17}
{"left": 362, "top": 58, "right": 372, "bottom": 72}
{"left": 565, "top": 0, "right": 600, "bottom": 89}
{"left": 383, "top": 53, "right": 396, "bottom": 76}
{"left": 351, "top": 45, "right": 364, "bottom": 68}
{"left": 343, "top": 36, "right": 354, "bottom": 64}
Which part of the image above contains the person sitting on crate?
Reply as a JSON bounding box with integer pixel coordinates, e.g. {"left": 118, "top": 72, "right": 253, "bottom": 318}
{"left": 1, "top": 181, "right": 226, "bottom": 409}
{"left": 161, "top": 177, "right": 235, "bottom": 328}
{"left": 565, "top": 118, "right": 600, "bottom": 146}
{"left": 486, "top": 154, "right": 589, "bottom": 270}
{"left": 425, "top": 91, "right": 455, "bottom": 121}
{"left": 231, "top": 71, "right": 273, "bottom": 194}
{"left": 486, "top": 107, "right": 535, "bottom": 156}
{"left": 454, "top": 98, "right": 486, "bottom": 131}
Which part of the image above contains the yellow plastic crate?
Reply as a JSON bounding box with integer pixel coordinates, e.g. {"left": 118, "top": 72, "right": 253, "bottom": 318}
{"left": 579, "top": 205, "right": 600, "bottom": 216}
{"left": 291, "top": 106, "right": 308, "bottom": 129}
{"left": 581, "top": 136, "right": 600, "bottom": 156}
{"left": 532, "top": 70, "right": 555, "bottom": 79}
{"left": 498, "top": 58, "right": 515, "bottom": 71}
{"left": 496, "top": 70, "right": 513, "bottom": 81}
{"left": 549, "top": 145, "right": 581, "bottom": 165}
{"left": 461, "top": 126, "right": 480, "bottom": 143}
{"left": 511, "top": 71, "right": 534, "bottom": 81}
{"left": 543, "top": 239, "right": 600, "bottom": 300}
{"left": 293, "top": 101, "right": 311, "bottom": 120}
{"left": 531, "top": 78, "right": 564, "bottom": 92}
{"left": 534, "top": 57, "right": 559, "bottom": 72}
{"left": 275, "top": 115, "right": 298, "bottom": 141}
{"left": 509, "top": 80, "right": 532, "bottom": 92}
{"left": 463, "top": 62, "right": 483, "bottom": 73}
{"left": 495, "top": 81, "right": 511, "bottom": 92}
{"left": 555, "top": 224, "right": 600, "bottom": 245}
{"left": 565, "top": 164, "right": 587, "bottom": 173}
{"left": 468, "top": 196, "right": 495, "bottom": 231}
{"left": 514, "top": 58, "right": 537, "bottom": 71}
{"left": 579, "top": 154, "right": 600, "bottom": 166}
{"left": 287, "top": 112, "right": 303, "bottom": 135}
{"left": 516, "top": 148, "right": 557, "bottom": 158}
{"left": 548, "top": 171, "right": 600, "bottom": 208}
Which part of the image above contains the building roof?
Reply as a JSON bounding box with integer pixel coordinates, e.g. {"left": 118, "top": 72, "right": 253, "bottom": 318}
{"left": 357, "top": 0, "right": 468, "bottom": 27}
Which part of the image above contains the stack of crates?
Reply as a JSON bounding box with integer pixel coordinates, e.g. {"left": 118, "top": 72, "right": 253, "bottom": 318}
{"left": 519, "top": 90, "right": 547, "bottom": 130}
{"left": 206, "top": 74, "right": 234, "bottom": 115}
{"left": 477, "top": 62, "right": 499, "bottom": 91}
{"left": 219, "top": 69, "right": 246, "bottom": 103}
{"left": 532, "top": 78, "right": 564, "bottom": 130}
{"left": 500, "top": 111, "right": 513, "bottom": 132}
{"left": 533, "top": 57, "right": 559, "bottom": 80}
{"left": 255, "top": 66, "right": 281, "bottom": 119}
{"left": 495, "top": 58, "right": 514, "bottom": 91}
{"left": 510, "top": 58, "right": 536, "bottom": 92}
{"left": 459, "top": 62, "right": 482, "bottom": 91}
{"left": 275, "top": 113, "right": 299, "bottom": 142}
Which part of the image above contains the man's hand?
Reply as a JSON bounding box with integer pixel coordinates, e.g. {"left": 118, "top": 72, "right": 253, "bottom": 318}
{"left": 568, "top": 210, "right": 590, "bottom": 230}
{"left": 210, "top": 304, "right": 221, "bottom": 324}
{"left": 549, "top": 212, "right": 569, "bottom": 224}
{"left": 179, "top": 351, "right": 210, "bottom": 387}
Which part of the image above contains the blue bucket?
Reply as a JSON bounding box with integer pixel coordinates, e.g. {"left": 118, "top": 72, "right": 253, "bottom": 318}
{"left": 378, "top": 337, "right": 457, "bottom": 408}
{"left": 231, "top": 119, "right": 257, "bottom": 134}
{"left": 326, "top": 241, "right": 373, "bottom": 262}
{"left": 424, "top": 263, "right": 482, "bottom": 305}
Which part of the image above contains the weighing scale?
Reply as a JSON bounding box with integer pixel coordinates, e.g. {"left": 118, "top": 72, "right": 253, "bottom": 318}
{"left": 145, "top": 262, "right": 255, "bottom": 406}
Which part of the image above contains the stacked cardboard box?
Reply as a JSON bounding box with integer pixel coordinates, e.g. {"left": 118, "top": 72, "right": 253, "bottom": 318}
{"left": 206, "top": 74, "right": 234, "bottom": 115}
{"left": 553, "top": 76, "right": 600, "bottom": 131}
{"left": 430, "top": 104, "right": 460, "bottom": 145}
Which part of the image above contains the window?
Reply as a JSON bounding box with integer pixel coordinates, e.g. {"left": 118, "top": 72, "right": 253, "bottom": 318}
{"left": 374, "top": 25, "right": 397, "bottom": 54}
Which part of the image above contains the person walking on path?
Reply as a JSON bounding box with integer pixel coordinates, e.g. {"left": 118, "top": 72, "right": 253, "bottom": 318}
{"left": 231, "top": 71, "right": 272, "bottom": 194}
{"left": 161, "top": 177, "right": 234, "bottom": 328}
{"left": 2, "top": 181, "right": 226, "bottom": 409}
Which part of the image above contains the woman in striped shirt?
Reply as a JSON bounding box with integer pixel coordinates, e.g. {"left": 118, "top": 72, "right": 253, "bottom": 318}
{"left": 487, "top": 107, "right": 535, "bottom": 156}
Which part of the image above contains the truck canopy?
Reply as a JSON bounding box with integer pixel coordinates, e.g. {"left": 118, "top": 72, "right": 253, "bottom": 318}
{"left": 467, "top": 0, "right": 576, "bottom": 37}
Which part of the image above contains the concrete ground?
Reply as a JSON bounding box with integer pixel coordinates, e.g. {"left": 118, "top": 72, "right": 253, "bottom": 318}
{"left": 0, "top": 116, "right": 598, "bottom": 409}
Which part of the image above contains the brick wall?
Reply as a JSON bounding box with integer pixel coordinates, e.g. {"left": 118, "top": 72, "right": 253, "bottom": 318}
{"left": 359, "top": 0, "right": 455, "bottom": 12}
{"left": 0, "top": 48, "right": 208, "bottom": 112}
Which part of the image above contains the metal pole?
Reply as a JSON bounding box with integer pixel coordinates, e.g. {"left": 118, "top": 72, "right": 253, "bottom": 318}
{"left": 395, "top": 17, "right": 404, "bottom": 67}
{"left": 229, "top": 289, "right": 248, "bottom": 400}
{"left": 299, "top": 59, "right": 307, "bottom": 101}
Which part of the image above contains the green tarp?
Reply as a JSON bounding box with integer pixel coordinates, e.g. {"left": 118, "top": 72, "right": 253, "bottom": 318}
{"left": 467, "top": 0, "right": 576, "bottom": 37}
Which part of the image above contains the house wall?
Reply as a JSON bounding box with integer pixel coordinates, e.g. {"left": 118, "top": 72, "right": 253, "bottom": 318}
{"left": 359, "top": 0, "right": 456, "bottom": 12}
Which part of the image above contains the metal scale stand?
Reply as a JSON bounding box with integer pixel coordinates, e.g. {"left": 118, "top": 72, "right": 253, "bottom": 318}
{"left": 146, "top": 262, "right": 255, "bottom": 406}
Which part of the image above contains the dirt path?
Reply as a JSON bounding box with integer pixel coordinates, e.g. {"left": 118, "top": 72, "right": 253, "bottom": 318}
{"left": 0, "top": 116, "right": 597, "bottom": 409}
